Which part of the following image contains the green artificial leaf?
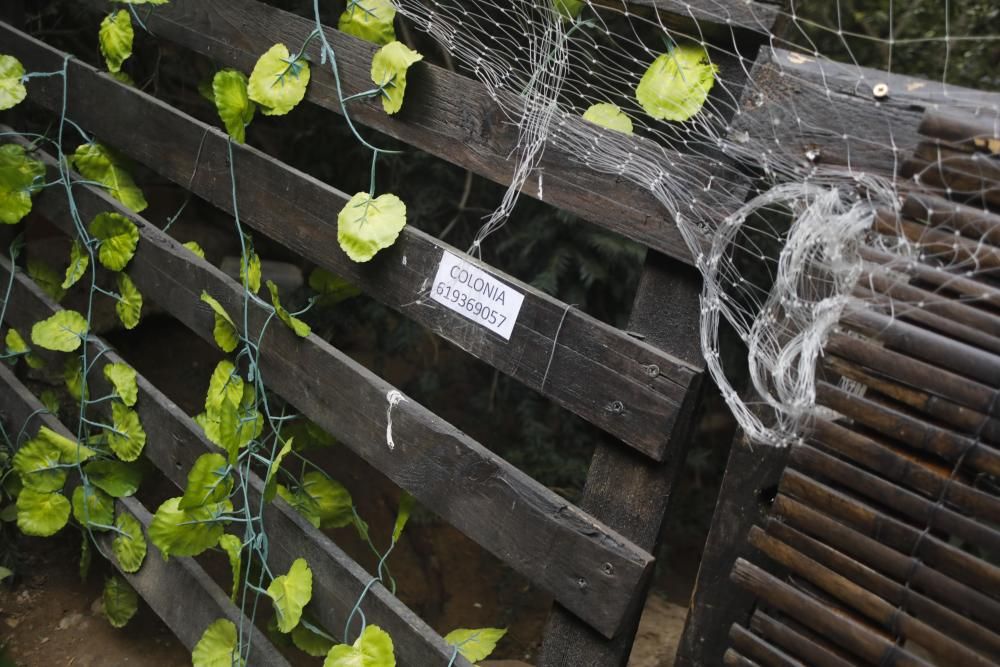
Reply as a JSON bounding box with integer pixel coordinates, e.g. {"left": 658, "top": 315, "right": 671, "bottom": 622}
{"left": 16, "top": 488, "right": 71, "bottom": 536}
{"left": 323, "top": 625, "right": 395, "bottom": 667}
{"left": 240, "top": 249, "right": 261, "bottom": 294}
{"left": 635, "top": 43, "right": 718, "bottom": 122}
{"left": 553, "top": 0, "right": 586, "bottom": 19}
{"left": 38, "top": 425, "right": 97, "bottom": 464}
{"left": 90, "top": 212, "right": 139, "bottom": 271}
{"left": 183, "top": 240, "right": 206, "bottom": 259}
{"left": 31, "top": 310, "right": 88, "bottom": 352}
{"left": 206, "top": 360, "right": 244, "bottom": 412}
{"left": 266, "top": 280, "right": 310, "bottom": 338}
{"left": 0, "top": 143, "right": 45, "bottom": 224}
{"left": 263, "top": 438, "right": 293, "bottom": 504}
{"left": 391, "top": 492, "right": 414, "bottom": 544}
{"left": 0, "top": 565, "right": 13, "bottom": 583}
{"left": 212, "top": 69, "right": 256, "bottom": 143}
{"left": 64, "top": 355, "right": 86, "bottom": 401}
{"left": 116, "top": 272, "right": 142, "bottom": 329}
{"left": 179, "top": 453, "right": 232, "bottom": 510}
{"left": 107, "top": 402, "right": 146, "bottom": 462}
{"left": 85, "top": 459, "right": 142, "bottom": 498}
{"left": 200, "top": 292, "right": 239, "bottom": 353}
{"left": 27, "top": 258, "right": 67, "bottom": 302}
{"left": 284, "top": 419, "right": 335, "bottom": 452}
{"left": 4, "top": 327, "right": 43, "bottom": 369}
{"left": 267, "top": 557, "right": 312, "bottom": 633}
{"left": 292, "top": 618, "right": 335, "bottom": 657}
{"left": 308, "top": 268, "right": 360, "bottom": 305}
{"left": 103, "top": 362, "right": 138, "bottom": 407}
{"left": 70, "top": 143, "right": 147, "bottom": 213}
{"left": 277, "top": 472, "right": 352, "bottom": 530}
{"left": 12, "top": 437, "right": 66, "bottom": 492}
{"left": 582, "top": 102, "right": 634, "bottom": 135}
{"left": 103, "top": 575, "right": 138, "bottom": 628}
{"left": 193, "top": 619, "right": 242, "bottom": 667}
{"left": 112, "top": 511, "right": 147, "bottom": 573}
{"left": 99, "top": 10, "right": 133, "bottom": 74}
{"left": 119, "top": 0, "right": 171, "bottom": 4}
{"left": 39, "top": 389, "right": 60, "bottom": 416}
{"left": 337, "top": 192, "right": 407, "bottom": 263}
{"left": 0, "top": 55, "right": 27, "bottom": 111}
{"left": 0, "top": 504, "right": 16, "bottom": 522}
{"left": 370, "top": 41, "right": 423, "bottom": 115}
{"left": 247, "top": 43, "right": 310, "bottom": 116}
{"left": 149, "top": 496, "right": 231, "bottom": 559}
{"left": 217, "top": 534, "right": 242, "bottom": 602}
{"left": 61, "top": 239, "right": 90, "bottom": 290}
{"left": 71, "top": 484, "right": 114, "bottom": 529}
{"left": 338, "top": 0, "right": 396, "bottom": 46}
{"left": 443, "top": 627, "right": 507, "bottom": 663}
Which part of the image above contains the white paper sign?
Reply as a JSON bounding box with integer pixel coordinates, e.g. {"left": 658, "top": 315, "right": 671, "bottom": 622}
{"left": 430, "top": 251, "right": 524, "bottom": 340}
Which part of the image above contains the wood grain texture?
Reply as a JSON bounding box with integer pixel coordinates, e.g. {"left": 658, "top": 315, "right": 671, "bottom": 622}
{"left": 75, "top": 0, "right": 739, "bottom": 263}
{"left": 729, "top": 622, "right": 808, "bottom": 667}
{"left": 536, "top": 254, "right": 708, "bottom": 665}
{"left": 14, "top": 140, "right": 654, "bottom": 640}
{"left": 0, "top": 364, "right": 290, "bottom": 666}
{"left": 0, "top": 22, "right": 699, "bottom": 462}
{"left": 730, "top": 48, "right": 1000, "bottom": 177}
{"left": 0, "top": 254, "right": 473, "bottom": 667}
{"left": 750, "top": 612, "right": 855, "bottom": 667}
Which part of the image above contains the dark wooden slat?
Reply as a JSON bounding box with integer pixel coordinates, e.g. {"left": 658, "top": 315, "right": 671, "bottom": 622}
{"left": 0, "top": 365, "right": 290, "bottom": 665}
{"left": 747, "top": 527, "right": 995, "bottom": 667}
{"left": 535, "top": 254, "right": 707, "bottom": 666}
{"left": 0, "top": 255, "right": 474, "bottom": 667}
{"left": 841, "top": 306, "right": 1000, "bottom": 387}
{"left": 824, "top": 333, "right": 1000, "bottom": 418}
{"left": 779, "top": 470, "right": 1000, "bottom": 599}
{"left": 874, "top": 209, "right": 1000, "bottom": 271}
{"left": 674, "top": 433, "right": 791, "bottom": 667}
{"left": 825, "top": 356, "right": 1000, "bottom": 445}
{"left": 858, "top": 246, "right": 1000, "bottom": 310}
{"left": 18, "top": 149, "right": 652, "bottom": 640}
{"left": 919, "top": 109, "right": 1000, "bottom": 154}
{"left": 0, "top": 24, "right": 698, "bottom": 464}
{"left": 731, "top": 48, "right": 1000, "bottom": 177}
{"left": 765, "top": 520, "right": 1000, "bottom": 660}
{"left": 902, "top": 191, "right": 1000, "bottom": 246}
{"left": 750, "top": 612, "right": 855, "bottom": 667}
{"left": 723, "top": 648, "right": 762, "bottom": 667}
{"left": 808, "top": 416, "right": 1000, "bottom": 526}
{"left": 789, "top": 443, "right": 1000, "bottom": 556}
{"left": 772, "top": 494, "right": 1000, "bottom": 634}
{"left": 815, "top": 380, "right": 1000, "bottom": 478}
{"left": 605, "top": 0, "right": 781, "bottom": 34}
{"left": 729, "top": 623, "right": 808, "bottom": 667}
{"left": 76, "top": 0, "right": 733, "bottom": 264}
{"left": 730, "top": 558, "right": 934, "bottom": 667}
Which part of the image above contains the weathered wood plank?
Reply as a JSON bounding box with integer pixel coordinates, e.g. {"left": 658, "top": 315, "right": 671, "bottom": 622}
{"left": 0, "top": 23, "right": 699, "bottom": 463}
{"left": 75, "top": 0, "right": 734, "bottom": 263}
{"left": 0, "top": 364, "right": 290, "bottom": 665}
{"left": 0, "top": 254, "right": 473, "bottom": 667}
{"left": 730, "top": 48, "right": 1000, "bottom": 177}
{"left": 536, "top": 254, "right": 707, "bottom": 665}
{"left": 15, "top": 144, "right": 654, "bottom": 639}
{"left": 604, "top": 0, "right": 782, "bottom": 36}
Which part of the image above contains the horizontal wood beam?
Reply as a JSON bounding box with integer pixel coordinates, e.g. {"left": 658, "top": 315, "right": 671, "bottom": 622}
{"left": 74, "top": 0, "right": 741, "bottom": 264}
{"left": 730, "top": 47, "right": 1000, "bottom": 178}
{"left": 12, "top": 135, "right": 655, "bottom": 639}
{"left": 0, "top": 253, "right": 474, "bottom": 666}
{"left": 1, "top": 21, "right": 700, "bottom": 462}
{"left": 619, "top": 0, "right": 781, "bottom": 34}
{"left": 0, "top": 363, "right": 290, "bottom": 666}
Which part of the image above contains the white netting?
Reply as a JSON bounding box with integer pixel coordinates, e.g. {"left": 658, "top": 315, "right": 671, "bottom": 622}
{"left": 390, "top": 0, "right": 1000, "bottom": 446}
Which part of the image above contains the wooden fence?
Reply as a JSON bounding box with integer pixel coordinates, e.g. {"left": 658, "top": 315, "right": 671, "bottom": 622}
{"left": 6, "top": 0, "right": 996, "bottom": 665}
{"left": 0, "top": 0, "right": 782, "bottom": 664}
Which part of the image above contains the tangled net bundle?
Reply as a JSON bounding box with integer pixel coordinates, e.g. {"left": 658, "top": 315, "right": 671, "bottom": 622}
{"left": 391, "top": 0, "right": 1000, "bottom": 447}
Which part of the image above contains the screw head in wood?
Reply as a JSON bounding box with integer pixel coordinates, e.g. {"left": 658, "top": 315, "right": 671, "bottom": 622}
{"left": 872, "top": 82, "right": 889, "bottom": 100}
